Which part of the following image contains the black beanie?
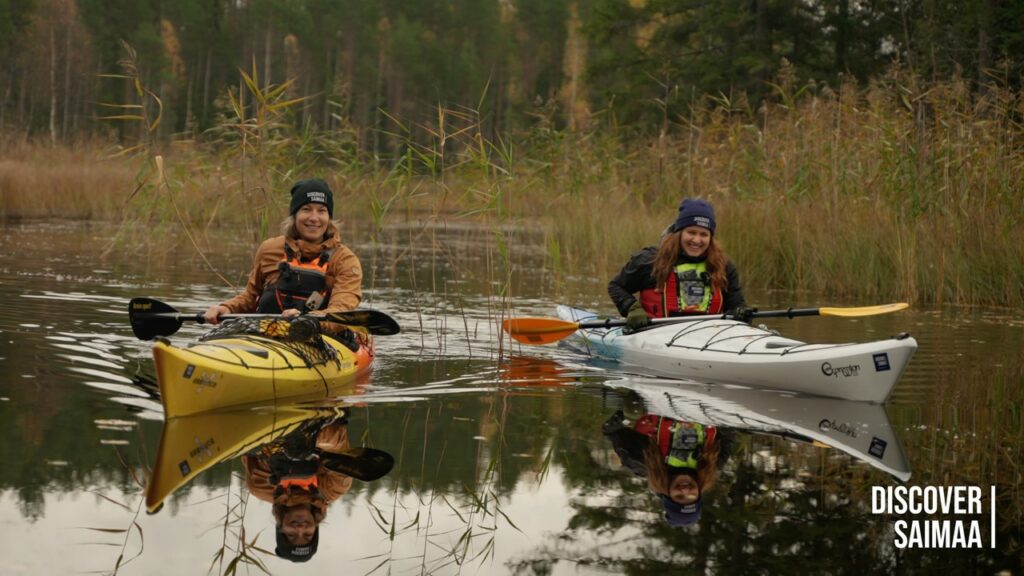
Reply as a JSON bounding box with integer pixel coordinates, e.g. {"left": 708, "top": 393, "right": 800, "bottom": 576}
{"left": 275, "top": 526, "right": 319, "bottom": 562}
{"left": 289, "top": 178, "right": 334, "bottom": 217}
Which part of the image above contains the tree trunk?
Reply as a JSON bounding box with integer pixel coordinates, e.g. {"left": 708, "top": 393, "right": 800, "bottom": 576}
{"left": 185, "top": 66, "right": 194, "bottom": 133}
{"left": 49, "top": 25, "right": 58, "bottom": 145}
{"left": 977, "top": 0, "right": 992, "bottom": 86}
{"left": 264, "top": 24, "right": 272, "bottom": 91}
{"left": 835, "top": 0, "right": 849, "bottom": 73}
{"left": 202, "top": 48, "right": 212, "bottom": 125}
{"left": 63, "top": 25, "right": 71, "bottom": 139}
{"left": 322, "top": 44, "right": 332, "bottom": 130}
{"left": 756, "top": 0, "right": 769, "bottom": 82}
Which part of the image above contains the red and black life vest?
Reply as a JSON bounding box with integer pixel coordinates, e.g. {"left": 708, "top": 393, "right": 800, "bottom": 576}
{"left": 635, "top": 415, "right": 717, "bottom": 469}
{"left": 257, "top": 243, "right": 334, "bottom": 314}
{"left": 638, "top": 261, "right": 723, "bottom": 318}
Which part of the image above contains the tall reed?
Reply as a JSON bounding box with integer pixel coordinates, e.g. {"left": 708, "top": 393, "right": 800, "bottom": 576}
{"left": 1, "top": 66, "right": 1021, "bottom": 306}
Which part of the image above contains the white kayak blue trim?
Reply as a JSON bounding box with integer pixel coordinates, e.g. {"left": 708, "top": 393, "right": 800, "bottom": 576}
{"left": 556, "top": 305, "right": 917, "bottom": 403}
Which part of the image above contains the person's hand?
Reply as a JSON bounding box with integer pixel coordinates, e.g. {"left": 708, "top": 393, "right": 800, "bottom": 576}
{"left": 281, "top": 308, "right": 302, "bottom": 319}
{"left": 203, "top": 305, "right": 230, "bottom": 325}
{"left": 287, "top": 315, "right": 322, "bottom": 342}
{"left": 729, "top": 306, "right": 758, "bottom": 323}
{"left": 602, "top": 410, "right": 627, "bottom": 434}
{"left": 626, "top": 302, "right": 651, "bottom": 331}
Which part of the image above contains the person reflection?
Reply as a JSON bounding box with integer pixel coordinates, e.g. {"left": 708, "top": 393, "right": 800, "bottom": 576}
{"left": 603, "top": 408, "right": 730, "bottom": 527}
{"left": 243, "top": 413, "right": 394, "bottom": 562}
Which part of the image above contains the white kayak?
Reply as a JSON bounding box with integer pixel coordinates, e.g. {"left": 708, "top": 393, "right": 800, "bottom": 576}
{"left": 556, "top": 305, "right": 917, "bottom": 403}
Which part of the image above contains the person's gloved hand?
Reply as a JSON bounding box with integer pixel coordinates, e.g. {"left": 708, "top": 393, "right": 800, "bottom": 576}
{"left": 287, "top": 315, "right": 322, "bottom": 342}
{"left": 602, "top": 410, "right": 627, "bottom": 434}
{"left": 626, "top": 302, "right": 651, "bottom": 331}
{"left": 729, "top": 306, "right": 758, "bottom": 323}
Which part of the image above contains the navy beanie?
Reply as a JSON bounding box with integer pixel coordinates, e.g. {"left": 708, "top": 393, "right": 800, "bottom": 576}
{"left": 289, "top": 178, "right": 334, "bottom": 217}
{"left": 659, "top": 494, "right": 702, "bottom": 527}
{"left": 671, "top": 198, "right": 716, "bottom": 234}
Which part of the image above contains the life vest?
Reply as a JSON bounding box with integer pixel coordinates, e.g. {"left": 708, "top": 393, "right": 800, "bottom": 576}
{"left": 270, "top": 454, "right": 323, "bottom": 496}
{"left": 635, "top": 415, "right": 716, "bottom": 469}
{"left": 278, "top": 472, "right": 319, "bottom": 493}
{"left": 638, "top": 261, "right": 723, "bottom": 318}
{"left": 258, "top": 243, "right": 334, "bottom": 313}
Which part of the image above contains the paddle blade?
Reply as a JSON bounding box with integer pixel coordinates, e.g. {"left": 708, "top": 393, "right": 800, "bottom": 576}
{"left": 819, "top": 302, "right": 909, "bottom": 317}
{"left": 321, "top": 447, "right": 395, "bottom": 481}
{"left": 129, "top": 298, "right": 183, "bottom": 340}
{"left": 324, "top": 309, "right": 401, "bottom": 336}
{"left": 502, "top": 317, "right": 580, "bottom": 345}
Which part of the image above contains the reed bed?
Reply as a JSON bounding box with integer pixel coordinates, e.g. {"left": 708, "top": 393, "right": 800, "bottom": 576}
{"left": 1, "top": 70, "right": 1021, "bottom": 306}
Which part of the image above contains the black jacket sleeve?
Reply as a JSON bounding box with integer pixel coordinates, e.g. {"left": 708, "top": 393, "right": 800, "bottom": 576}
{"left": 608, "top": 247, "right": 658, "bottom": 317}
{"left": 604, "top": 427, "right": 650, "bottom": 477}
{"left": 721, "top": 260, "right": 747, "bottom": 313}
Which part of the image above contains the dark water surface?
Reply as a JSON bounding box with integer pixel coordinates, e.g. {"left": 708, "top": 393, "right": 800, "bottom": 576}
{"left": 0, "top": 220, "right": 1020, "bottom": 575}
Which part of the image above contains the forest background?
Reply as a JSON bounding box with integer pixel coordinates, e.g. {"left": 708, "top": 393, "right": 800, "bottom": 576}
{"left": 1, "top": 0, "right": 1022, "bottom": 306}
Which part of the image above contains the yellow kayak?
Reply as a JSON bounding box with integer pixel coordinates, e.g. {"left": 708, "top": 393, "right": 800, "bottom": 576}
{"left": 152, "top": 331, "right": 374, "bottom": 418}
{"left": 144, "top": 404, "right": 329, "bottom": 512}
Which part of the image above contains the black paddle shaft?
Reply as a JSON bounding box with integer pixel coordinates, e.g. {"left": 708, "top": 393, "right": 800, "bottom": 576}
{"left": 128, "top": 297, "right": 401, "bottom": 340}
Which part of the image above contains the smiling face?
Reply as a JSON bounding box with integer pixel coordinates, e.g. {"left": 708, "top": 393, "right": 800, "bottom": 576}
{"left": 281, "top": 506, "right": 316, "bottom": 545}
{"left": 294, "top": 203, "right": 330, "bottom": 242}
{"left": 669, "top": 473, "right": 700, "bottom": 505}
{"left": 679, "top": 225, "right": 712, "bottom": 258}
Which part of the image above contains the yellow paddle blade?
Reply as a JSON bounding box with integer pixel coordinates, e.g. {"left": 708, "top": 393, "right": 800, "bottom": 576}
{"left": 818, "top": 302, "right": 909, "bottom": 317}
{"left": 502, "top": 317, "right": 581, "bottom": 345}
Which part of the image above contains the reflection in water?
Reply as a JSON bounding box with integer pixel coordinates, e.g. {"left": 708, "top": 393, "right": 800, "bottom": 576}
{"left": 603, "top": 411, "right": 728, "bottom": 527}
{"left": 146, "top": 403, "right": 395, "bottom": 564}
{"left": 597, "top": 376, "right": 911, "bottom": 532}
{"left": 606, "top": 378, "right": 912, "bottom": 481}
{"left": 2, "top": 222, "right": 1021, "bottom": 574}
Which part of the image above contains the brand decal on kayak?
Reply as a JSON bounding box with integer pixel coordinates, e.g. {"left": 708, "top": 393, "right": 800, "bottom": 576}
{"left": 819, "top": 418, "right": 859, "bottom": 438}
{"left": 869, "top": 436, "right": 887, "bottom": 458}
{"left": 192, "top": 371, "right": 219, "bottom": 389}
{"left": 873, "top": 353, "right": 891, "bottom": 371}
{"left": 189, "top": 437, "right": 215, "bottom": 461}
{"left": 821, "top": 362, "right": 860, "bottom": 378}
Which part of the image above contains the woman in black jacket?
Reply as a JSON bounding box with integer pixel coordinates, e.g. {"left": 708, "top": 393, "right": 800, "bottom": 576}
{"left": 608, "top": 198, "right": 753, "bottom": 331}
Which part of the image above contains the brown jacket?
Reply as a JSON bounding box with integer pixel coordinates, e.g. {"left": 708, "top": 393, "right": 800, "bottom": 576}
{"left": 243, "top": 422, "right": 354, "bottom": 503}
{"left": 220, "top": 232, "right": 362, "bottom": 315}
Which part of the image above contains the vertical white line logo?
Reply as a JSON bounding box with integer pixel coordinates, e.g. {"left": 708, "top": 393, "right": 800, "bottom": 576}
{"left": 990, "top": 485, "right": 996, "bottom": 549}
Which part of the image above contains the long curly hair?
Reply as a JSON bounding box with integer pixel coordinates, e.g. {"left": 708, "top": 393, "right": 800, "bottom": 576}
{"left": 651, "top": 231, "right": 728, "bottom": 292}
{"left": 643, "top": 433, "right": 721, "bottom": 497}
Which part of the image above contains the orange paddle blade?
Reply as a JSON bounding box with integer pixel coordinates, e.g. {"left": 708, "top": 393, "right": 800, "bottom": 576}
{"left": 502, "top": 317, "right": 580, "bottom": 345}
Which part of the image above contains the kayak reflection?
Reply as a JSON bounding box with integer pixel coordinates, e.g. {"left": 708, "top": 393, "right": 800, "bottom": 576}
{"left": 599, "top": 376, "right": 912, "bottom": 528}
{"left": 144, "top": 404, "right": 395, "bottom": 562}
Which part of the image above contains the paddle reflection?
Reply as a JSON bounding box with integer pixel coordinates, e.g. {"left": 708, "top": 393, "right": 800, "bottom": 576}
{"left": 144, "top": 404, "right": 395, "bottom": 563}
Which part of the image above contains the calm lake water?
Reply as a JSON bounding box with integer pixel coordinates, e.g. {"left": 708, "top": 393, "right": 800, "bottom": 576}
{"left": 0, "top": 220, "right": 1020, "bottom": 575}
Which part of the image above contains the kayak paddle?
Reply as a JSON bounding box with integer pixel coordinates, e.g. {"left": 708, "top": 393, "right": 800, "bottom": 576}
{"left": 503, "top": 302, "right": 910, "bottom": 345}
{"left": 320, "top": 447, "right": 395, "bottom": 482}
{"left": 129, "top": 297, "right": 401, "bottom": 340}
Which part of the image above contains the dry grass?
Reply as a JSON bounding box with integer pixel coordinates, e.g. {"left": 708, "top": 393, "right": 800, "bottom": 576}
{"left": 1, "top": 70, "right": 1022, "bottom": 306}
